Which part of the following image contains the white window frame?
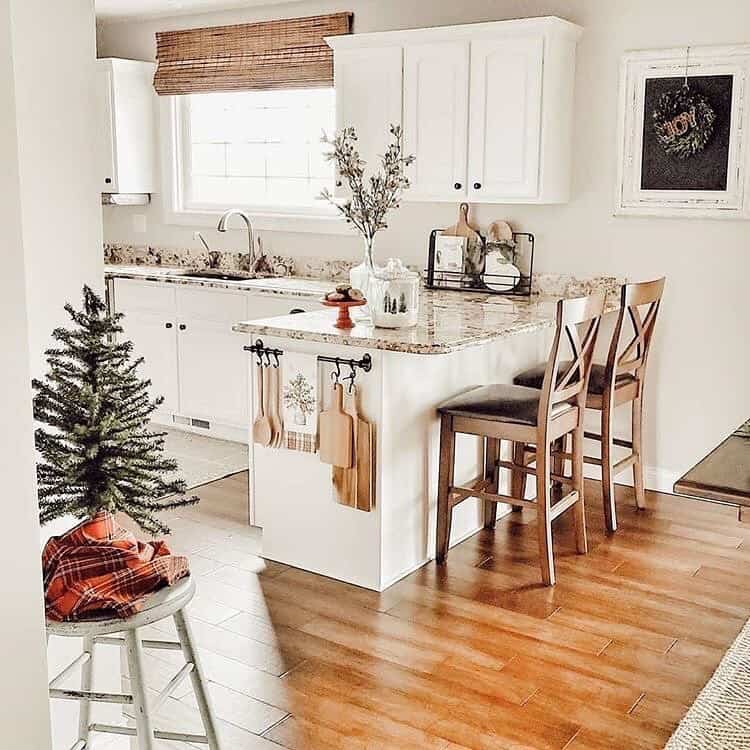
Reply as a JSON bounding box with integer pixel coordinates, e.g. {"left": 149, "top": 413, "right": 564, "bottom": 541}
{"left": 159, "top": 95, "right": 352, "bottom": 235}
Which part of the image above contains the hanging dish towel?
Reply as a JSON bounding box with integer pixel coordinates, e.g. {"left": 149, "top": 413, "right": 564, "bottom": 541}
{"left": 281, "top": 351, "right": 319, "bottom": 452}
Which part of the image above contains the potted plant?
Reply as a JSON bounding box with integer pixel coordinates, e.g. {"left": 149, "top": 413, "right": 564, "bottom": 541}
{"left": 321, "top": 124, "right": 415, "bottom": 297}
{"left": 34, "top": 286, "right": 198, "bottom": 535}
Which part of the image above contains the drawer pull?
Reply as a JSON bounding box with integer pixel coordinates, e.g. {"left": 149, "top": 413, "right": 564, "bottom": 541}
{"left": 289, "top": 308, "right": 305, "bottom": 315}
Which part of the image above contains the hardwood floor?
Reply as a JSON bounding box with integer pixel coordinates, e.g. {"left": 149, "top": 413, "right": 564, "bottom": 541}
{"left": 119, "top": 472, "right": 750, "bottom": 749}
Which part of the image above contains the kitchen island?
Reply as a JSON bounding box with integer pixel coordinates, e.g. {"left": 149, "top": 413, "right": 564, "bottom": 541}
{"left": 234, "top": 277, "right": 620, "bottom": 591}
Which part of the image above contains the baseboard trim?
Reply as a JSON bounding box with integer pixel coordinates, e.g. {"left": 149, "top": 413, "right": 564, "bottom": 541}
{"left": 583, "top": 463, "right": 680, "bottom": 495}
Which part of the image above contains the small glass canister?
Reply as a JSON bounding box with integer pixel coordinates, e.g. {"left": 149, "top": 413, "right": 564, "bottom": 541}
{"left": 370, "top": 258, "right": 420, "bottom": 329}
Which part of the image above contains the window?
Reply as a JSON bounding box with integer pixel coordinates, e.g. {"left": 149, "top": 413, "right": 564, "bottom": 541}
{"left": 178, "top": 88, "right": 335, "bottom": 213}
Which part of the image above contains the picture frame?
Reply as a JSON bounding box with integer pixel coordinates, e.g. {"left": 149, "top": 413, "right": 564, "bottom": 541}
{"left": 615, "top": 44, "right": 750, "bottom": 219}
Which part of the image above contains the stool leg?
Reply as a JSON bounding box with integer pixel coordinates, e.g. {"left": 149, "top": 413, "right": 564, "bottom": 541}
{"left": 125, "top": 630, "right": 156, "bottom": 750}
{"left": 77, "top": 635, "right": 94, "bottom": 746}
{"left": 600, "top": 402, "right": 618, "bottom": 533}
{"left": 483, "top": 438, "right": 500, "bottom": 529}
{"left": 174, "top": 609, "right": 221, "bottom": 750}
{"left": 436, "top": 414, "right": 456, "bottom": 564}
{"left": 571, "top": 427, "right": 588, "bottom": 555}
{"left": 631, "top": 393, "right": 646, "bottom": 511}
{"left": 536, "top": 442, "right": 555, "bottom": 586}
{"left": 510, "top": 442, "right": 526, "bottom": 512}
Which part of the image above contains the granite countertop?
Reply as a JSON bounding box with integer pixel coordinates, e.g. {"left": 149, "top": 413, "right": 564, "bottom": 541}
{"left": 105, "top": 264, "right": 332, "bottom": 299}
{"left": 233, "top": 282, "right": 622, "bottom": 356}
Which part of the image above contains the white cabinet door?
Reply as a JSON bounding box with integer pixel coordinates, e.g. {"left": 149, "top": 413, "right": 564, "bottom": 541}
{"left": 114, "top": 280, "right": 179, "bottom": 413}
{"left": 403, "top": 41, "right": 469, "bottom": 201}
{"left": 176, "top": 288, "right": 249, "bottom": 426}
{"left": 333, "top": 47, "right": 403, "bottom": 199}
{"left": 467, "top": 36, "right": 544, "bottom": 201}
{"left": 97, "top": 67, "right": 117, "bottom": 192}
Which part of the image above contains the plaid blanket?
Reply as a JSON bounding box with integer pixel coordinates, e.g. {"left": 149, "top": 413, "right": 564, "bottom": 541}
{"left": 43, "top": 511, "right": 189, "bottom": 622}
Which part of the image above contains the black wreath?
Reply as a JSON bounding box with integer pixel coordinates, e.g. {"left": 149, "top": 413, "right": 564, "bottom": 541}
{"left": 652, "top": 86, "right": 716, "bottom": 160}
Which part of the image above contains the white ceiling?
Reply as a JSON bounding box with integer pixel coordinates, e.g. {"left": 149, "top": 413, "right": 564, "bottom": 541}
{"left": 95, "top": 0, "right": 297, "bottom": 22}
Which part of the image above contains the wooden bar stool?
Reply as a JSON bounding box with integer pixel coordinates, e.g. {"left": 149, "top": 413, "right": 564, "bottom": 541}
{"left": 436, "top": 294, "right": 605, "bottom": 586}
{"left": 46, "top": 576, "right": 222, "bottom": 750}
{"left": 514, "top": 278, "right": 665, "bottom": 532}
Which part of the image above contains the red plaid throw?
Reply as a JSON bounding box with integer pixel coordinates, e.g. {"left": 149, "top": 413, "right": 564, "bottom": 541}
{"left": 42, "top": 511, "right": 189, "bottom": 622}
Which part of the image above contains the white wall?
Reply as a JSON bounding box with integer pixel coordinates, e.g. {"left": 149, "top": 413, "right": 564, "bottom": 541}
{"left": 3, "top": 0, "right": 111, "bottom": 746}
{"left": 0, "top": 2, "right": 52, "bottom": 746}
{"left": 98, "top": 0, "right": 750, "bottom": 487}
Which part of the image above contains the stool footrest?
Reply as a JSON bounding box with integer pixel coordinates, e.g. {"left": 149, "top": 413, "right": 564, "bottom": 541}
{"left": 90, "top": 722, "right": 209, "bottom": 744}
{"left": 154, "top": 662, "right": 194, "bottom": 713}
{"left": 69, "top": 741, "right": 86, "bottom": 750}
{"left": 94, "top": 635, "right": 183, "bottom": 651}
{"left": 50, "top": 688, "right": 133, "bottom": 704}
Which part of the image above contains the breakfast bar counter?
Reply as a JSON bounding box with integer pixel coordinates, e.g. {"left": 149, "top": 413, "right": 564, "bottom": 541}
{"left": 236, "top": 277, "right": 621, "bottom": 591}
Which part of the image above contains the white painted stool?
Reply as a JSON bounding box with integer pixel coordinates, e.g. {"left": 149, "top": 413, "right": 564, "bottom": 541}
{"left": 47, "top": 576, "right": 221, "bottom": 749}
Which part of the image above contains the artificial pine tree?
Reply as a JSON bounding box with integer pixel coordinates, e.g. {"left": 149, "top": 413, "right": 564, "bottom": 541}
{"left": 33, "top": 285, "right": 198, "bottom": 535}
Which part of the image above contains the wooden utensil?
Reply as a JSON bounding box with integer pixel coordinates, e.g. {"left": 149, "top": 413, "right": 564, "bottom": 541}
{"left": 443, "top": 202, "right": 481, "bottom": 245}
{"left": 332, "top": 390, "right": 358, "bottom": 506}
{"left": 268, "top": 365, "right": 283, "bottom": 448}
{"left": 319, "top": 383, "right": 353, "bottom": 467}
{"left": 355, "top": 411, "right": 374, "bottom": 512}
{"left": 252, "top": 366, "right": 273, "bottom": 447}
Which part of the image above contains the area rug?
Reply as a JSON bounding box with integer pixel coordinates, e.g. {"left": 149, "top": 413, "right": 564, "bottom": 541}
{"left": 157, "top": 425, "right": 248, "bottom": 490}
{"left": 666, "top": 618, "right": 750, "bottom": 749}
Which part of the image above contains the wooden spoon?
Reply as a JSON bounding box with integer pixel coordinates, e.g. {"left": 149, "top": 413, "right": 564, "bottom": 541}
{"left": 268, "top": 365, "right": 283, "bottom": 448}
{"left": 252, "top": 366, "right": 273, "bottom": 447}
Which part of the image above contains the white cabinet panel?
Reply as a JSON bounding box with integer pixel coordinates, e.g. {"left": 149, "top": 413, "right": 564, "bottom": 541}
{"left": 403, "top": 41, "right": 469, "bottom": 201}
{"left": 467, "top": 37, "right": 543, "bottom": 201}
{"left": 332, "top": 47, "right": 402, "bottom": 198}
{"left": 116, "top": 292, "right": 179, "bottom": 414}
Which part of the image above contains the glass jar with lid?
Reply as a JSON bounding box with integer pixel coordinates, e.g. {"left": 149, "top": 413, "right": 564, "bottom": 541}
{"left": 369, "top": 258, "right": 420, "bottom": 329}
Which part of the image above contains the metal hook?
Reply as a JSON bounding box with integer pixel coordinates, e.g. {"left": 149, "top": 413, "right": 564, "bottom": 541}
{"left": 330, "top": 360, "right": 341, "bottom": 384}
{"left": 273, "top": 351, "right": 280, "bottom": 369}
{"left": 346, "top": 362, "right": 357, "bottom": 393}
{"left": 263, "top": 350, "right": 271, "bottom": 368}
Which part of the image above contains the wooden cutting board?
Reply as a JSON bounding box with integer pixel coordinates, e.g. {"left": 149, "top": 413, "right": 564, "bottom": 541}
{"left": 319, "top": 383, "right": 353, "bottom": 468}
{"left": 332, "top": 392, "right": 358, "bottom": 507}
{"left": 355, "top": 413, "right": 374, "bottom": 512}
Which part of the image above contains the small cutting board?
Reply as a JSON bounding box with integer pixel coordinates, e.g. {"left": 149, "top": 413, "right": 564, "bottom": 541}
{"left": 319, "top": 383, "right": 353, "bottom": 468}
{"left": 332, "top": 391, "right": 359, "bottom": 507}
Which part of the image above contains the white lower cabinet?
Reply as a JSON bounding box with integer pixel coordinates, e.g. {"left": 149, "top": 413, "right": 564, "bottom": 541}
{"left": 112, "top": 278, "right": 317, "bottom": 441}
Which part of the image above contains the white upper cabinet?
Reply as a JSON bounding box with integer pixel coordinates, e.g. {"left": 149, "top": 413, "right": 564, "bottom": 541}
{"left": 467, "top": 36, "right": 543, "bottom": 201}
{"left": 327, "top": 17, "right": 582, "bottom": 205}
{"left": 330, "top": 46, "right": 403, "bottom": 199}
{"left": 403, "top": 42, "right": 469, "bottom": 200}
{"left": 97, "top": 58, "right": 157, "bottom": 195}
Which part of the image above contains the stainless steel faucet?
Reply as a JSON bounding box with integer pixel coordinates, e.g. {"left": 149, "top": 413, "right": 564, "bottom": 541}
{"left": 217, "top": 209, "right": 255, "bottom": 269}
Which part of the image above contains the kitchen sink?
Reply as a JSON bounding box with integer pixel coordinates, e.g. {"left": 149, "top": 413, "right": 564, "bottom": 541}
{"left": 178, "top": 269, "right": 251, "bottom": 282}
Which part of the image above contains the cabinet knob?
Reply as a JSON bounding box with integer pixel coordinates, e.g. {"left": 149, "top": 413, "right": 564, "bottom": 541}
{"left": 105, "top": 178, "right": 112, "bottom": 185}
{"left": 473, "top": 182, "right": 482, "bottom": 190}
{"left": 335, "top": 180, "right": 343, "bottom": 188}
{"left": 165, "top": 322, "right": 173, "bottom": 329}
{"left": 179, "top": 324, "right": 187, "bottom": 331}
{"left": 454, "top": 182, "right": 462, "bottom": 190}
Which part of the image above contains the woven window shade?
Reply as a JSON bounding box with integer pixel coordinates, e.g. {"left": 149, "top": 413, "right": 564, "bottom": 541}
{"left": 154, "top": 12, "right": 353, "bottom": 96}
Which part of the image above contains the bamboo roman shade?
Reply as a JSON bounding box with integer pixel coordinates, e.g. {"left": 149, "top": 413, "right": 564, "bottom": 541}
{"left": 153, "top": 12, "right": 353, "bottom": 95}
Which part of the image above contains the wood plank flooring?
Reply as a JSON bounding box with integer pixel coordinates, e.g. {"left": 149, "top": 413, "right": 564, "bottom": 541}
{"left": 117, "top": 472, "right": 750, "bottom": 750}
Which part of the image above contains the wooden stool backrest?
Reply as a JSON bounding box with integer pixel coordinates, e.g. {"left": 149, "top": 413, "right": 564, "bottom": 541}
{"left": 604, "top": 278, "right": 666, "bottom": 393}
{"left": 538, "top": 294, "right": 605, "bottom": 426}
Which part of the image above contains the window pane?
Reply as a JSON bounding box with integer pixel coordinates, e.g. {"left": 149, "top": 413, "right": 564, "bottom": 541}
{"left": 182, "top": 88, "right": 335, "bottom": 210}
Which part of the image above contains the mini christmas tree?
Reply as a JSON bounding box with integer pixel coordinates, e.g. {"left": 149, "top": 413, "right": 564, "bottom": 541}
{"left": 33, "top": 286, "right": 198, "bottom": 535}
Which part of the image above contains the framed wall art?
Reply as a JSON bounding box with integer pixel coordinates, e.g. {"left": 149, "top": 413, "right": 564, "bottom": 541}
{"left": 615, "top": 44, "right": 750, "bottom": 218}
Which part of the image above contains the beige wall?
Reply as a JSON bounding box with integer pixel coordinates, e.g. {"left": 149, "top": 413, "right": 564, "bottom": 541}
{"left": 2, "top": 0, "right": 109, "bottom": 745}
{"left": 98, "top": 0, "right": 750, "bottom": 487}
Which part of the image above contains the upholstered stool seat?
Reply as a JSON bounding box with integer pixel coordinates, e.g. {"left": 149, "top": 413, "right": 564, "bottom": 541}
{"left": 438, "top": 384, "right": 574, "bottom": 425}
{"left": 513, "top": 362, "right": 637, "bottom": 395}
{"left": 46, "top": 576, "right": 222, "bottom": 750}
